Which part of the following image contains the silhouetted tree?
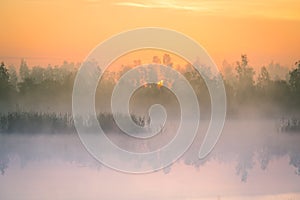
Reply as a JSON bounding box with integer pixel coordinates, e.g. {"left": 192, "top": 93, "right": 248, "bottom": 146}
{"left": 19, "top": 59, "right": 30, "bottom": 82}
{"left": 289, "top": 61, "right": 300, "bottom": 93}
{"left": 0, "top": 62, "right": 9, "bottom": 92}
{"left": 163, "top": 54, "right": 173, "bottom": 67}
{"left": 266, "top": 61, "right": 289, "bottom": 81}
{"left": 0, "top": 62, "right": 12, "bottom": 110}
{"left": 257, "top": 66, "right": 270, "bottom": 89}
{"left": 235, "top": 55, "right": 255, "bottom": 103}
{"left": 8, "top": 65, "right": 18, "bottom": 91}
{"left": 289, "top": 61, "right": 300, "bottom": 108}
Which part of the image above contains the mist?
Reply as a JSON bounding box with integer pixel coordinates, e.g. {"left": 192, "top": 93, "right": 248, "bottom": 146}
{"left": 0, "top": 54, "right": 300, "bottom": 199}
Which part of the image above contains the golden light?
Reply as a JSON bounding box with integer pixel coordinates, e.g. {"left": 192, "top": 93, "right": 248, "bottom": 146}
{"left": 157, "top": 80, "right": 164, "bottom": 89}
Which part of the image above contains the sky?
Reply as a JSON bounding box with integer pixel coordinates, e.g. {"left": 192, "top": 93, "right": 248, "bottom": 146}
{"left": 0, "top": 0, "right": 300, "bottom": 69}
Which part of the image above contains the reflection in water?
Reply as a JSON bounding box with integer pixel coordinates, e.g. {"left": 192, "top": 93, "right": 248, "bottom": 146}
{"left": 0, "top": 119, "right": 300, "bottom": 199}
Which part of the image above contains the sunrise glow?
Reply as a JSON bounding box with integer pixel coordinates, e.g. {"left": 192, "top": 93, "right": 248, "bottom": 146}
{"left": 0, "top": 0, "right": 299, "bottom": 68}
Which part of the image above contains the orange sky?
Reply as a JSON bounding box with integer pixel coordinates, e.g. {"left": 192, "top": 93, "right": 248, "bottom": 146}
{"left": 0, "top": 0, "right": 300, "bottom": 70}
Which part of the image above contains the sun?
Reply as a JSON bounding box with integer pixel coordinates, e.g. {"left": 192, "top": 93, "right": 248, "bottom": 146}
{"left": 157, "top": 80, "right": 164, "bottom": 88}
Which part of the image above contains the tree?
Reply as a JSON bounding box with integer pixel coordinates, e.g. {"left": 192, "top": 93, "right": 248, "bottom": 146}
{"left": 31, "top": 66, "right": 45, "bottom": 84}
{"left": 0, "top": 62, "right": 12, "bottom": 109}
{"left": 289, "top": 61, "right": 300, "bottom": 93}
{"left": 19, "top": 59, "right": 30, "bottom": 82}
{"left": 8, "top": 65, "right": 18, "bottom": 91}
{"left": 235, "top": 55, "right": 255, "bottom": 103}
{"left": 257, "top": 66, "right": 270, "bottom": 89}
{"left": 162, "top": 54, "right": 173, "bottom": 67}
{"left": 222, "top": 60, "right": 237, "bottom": 86}
{"left": 236, "top": 55, "right": 255, "bottom": 86}
{"left": 289, "top": 61, "right": 300, "bottom": 108}
{"left": 266, "top": 61, "right": 289, "bottom": 81}
{"left": 0, "top": 62, "right": 9, "bottom": 92}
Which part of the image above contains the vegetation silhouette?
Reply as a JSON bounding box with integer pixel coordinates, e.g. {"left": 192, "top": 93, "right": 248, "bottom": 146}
{"left": 0, "top": 54, "right": 299, "bottom": 131}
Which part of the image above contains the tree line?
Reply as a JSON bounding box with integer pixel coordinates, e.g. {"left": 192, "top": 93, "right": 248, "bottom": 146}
{"left": 0, "top": 55, "right": 300, "bottom": 117}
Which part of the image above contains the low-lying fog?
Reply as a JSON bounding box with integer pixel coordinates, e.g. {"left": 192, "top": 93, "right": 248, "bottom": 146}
{"left": 0, "top": 119, "right": 300, "bottom": 200}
